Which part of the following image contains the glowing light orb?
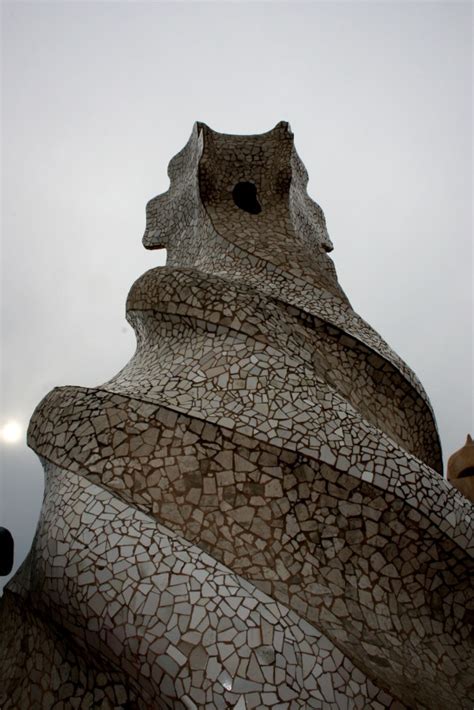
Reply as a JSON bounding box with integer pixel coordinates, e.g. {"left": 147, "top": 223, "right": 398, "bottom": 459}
{"left": 0, "top": 420, "right": 23, "bottom": 445}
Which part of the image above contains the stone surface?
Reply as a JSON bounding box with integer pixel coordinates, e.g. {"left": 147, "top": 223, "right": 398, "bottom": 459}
{"left": 447, "top": 434, "right": 474, "bottom": 502}
{"left": 0, "top": 123, "right": 472, "bottom": 708}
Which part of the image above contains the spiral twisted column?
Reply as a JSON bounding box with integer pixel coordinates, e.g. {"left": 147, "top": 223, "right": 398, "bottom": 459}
{"left": 1, "top": 123, "right": 472, "bottom": 709}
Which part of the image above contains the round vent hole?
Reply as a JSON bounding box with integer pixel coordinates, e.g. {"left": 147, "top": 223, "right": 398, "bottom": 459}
{"left": 232, "top": 182, "right": 262, "bottom": 214}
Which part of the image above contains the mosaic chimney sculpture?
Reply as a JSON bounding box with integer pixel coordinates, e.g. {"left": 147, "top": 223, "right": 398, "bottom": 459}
{"left": 447, "top": 434, "right": 474, "bottom": 503}
{"left": 0, "top": 123, "right": 472, "bottom": 709}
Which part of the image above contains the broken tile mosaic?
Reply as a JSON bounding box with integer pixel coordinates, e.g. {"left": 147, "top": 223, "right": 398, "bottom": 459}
{"left": 0, "top": 123, "right": 472, "bottom": 709}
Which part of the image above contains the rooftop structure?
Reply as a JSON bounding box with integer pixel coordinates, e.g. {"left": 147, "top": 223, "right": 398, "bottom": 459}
{"left": 0, "top": 124, "right": 472, "bottom": 709}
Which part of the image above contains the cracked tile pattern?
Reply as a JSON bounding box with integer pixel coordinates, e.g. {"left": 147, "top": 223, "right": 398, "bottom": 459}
{"left": 1, "top": 123, "right": 472, "bottom": 708}
{"left": 121, "top": 267, "right": 439, "bottom": 470}
{"left": 27, "top": 387, "right": 473, "bottom": 708}
{"left": 143, "top": 122, "right": 441, "bottom": 445}
{"left": 4, "top": 464, "right": 403, "bottom": 709}
{"left": 0, "top": 589, "right": 145, "bottom": 709}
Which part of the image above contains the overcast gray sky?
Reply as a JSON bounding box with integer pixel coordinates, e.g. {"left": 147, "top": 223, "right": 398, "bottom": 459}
{"left": 1, "top": 1, "right": 472, "bottom": 590}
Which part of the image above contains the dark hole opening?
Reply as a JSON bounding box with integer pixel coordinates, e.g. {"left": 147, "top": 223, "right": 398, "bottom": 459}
{"left": 458, "top": 466, "right": 474, "bottom": 479}
{"left": 232, "top": 182, "right": 262, "bottom": 215}
{"left": 0, "top": 527, "right": 14, "bottom": 576}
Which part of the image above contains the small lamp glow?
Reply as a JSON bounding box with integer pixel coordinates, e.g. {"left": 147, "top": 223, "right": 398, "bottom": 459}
{"left": 0, "top": 420, "right": 23, "bottom": 445}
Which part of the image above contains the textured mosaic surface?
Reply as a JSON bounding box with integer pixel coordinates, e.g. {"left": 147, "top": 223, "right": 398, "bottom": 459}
{"left": 0, "top": 588, "right": 144, "bottom": 709}
{"left": 0, "top": 123, "right": 472, "bottom": 708}
{"left": 3, "top": 464, "right": 403, "bottom": 709}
